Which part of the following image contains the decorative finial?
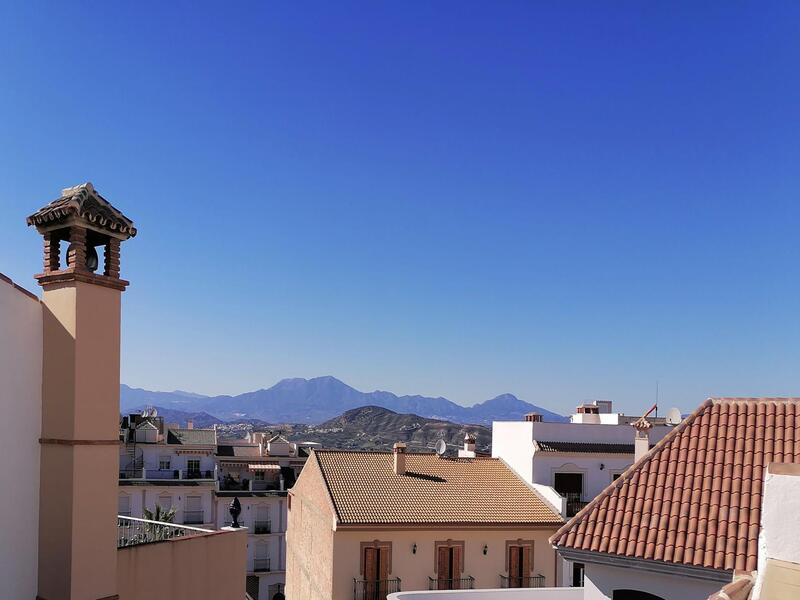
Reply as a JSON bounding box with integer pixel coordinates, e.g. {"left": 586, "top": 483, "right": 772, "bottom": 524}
{"left": 229, "top": 497, "right": 242, "bottom": 528}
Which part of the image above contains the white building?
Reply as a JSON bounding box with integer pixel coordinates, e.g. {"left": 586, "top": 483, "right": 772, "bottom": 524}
{"left": 0, "top": 273, "right": 42, "bottom": 600}
{"left": 492, "top": 402, "right": 676, "bottom": 586}
{"left": 118, "top": 412, "right": 218, "bottom": 528}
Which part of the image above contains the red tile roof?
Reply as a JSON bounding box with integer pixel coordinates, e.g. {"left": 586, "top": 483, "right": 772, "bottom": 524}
{"left": 551, "top": 398, "right": 800, "bottom": 573}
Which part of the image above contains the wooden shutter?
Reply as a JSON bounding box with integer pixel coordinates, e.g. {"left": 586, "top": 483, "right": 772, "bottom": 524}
{"left": 364, "top": 547, "right": 378, "bottom": 580}
{"left": 378, "top": 546, "right": 389, "bottom": 581}
{"left": 437, "top": 546, "right": 450, "bottom": 584}
{"left": 451, "top": 546, "right": 462, "bottom": 589}
{"left": 509, "top": 546, "right": 521, "bottom": 587}
{"left": 522, "top": 545, "right": 531, "bottom": 578}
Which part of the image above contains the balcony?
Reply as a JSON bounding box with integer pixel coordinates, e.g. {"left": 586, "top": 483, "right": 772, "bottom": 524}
{"left": 500, "top": 575, "right": 546, "bottom": 588}
{"left": 387, "top": 588, "right": 584, "bottom": 600}
{"left": 183, "top": 510, "right": 205, "bottom": 524}
{"left": 253, "top": 557, "right": 271, "bottom": 572}
{"left": 117, "top": 515, "right": 211, "bottom": 548}
{"left": 563, "top": 493, "right": 588, "bottom": 517}
{"left": 254, "top": 520, "right": 271, "bottom": 534}
{"left": 428, "top": 576, "right": 475, "bottom": 590}
{"left": 354, "top": 578, "right": 402, "bottom": 600}
{"left": 119, "top": 467, "right": 216, "bottom": 481}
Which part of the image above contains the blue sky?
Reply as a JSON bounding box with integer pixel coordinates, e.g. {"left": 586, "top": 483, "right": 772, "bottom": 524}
{"left": 1, "top": 2, "right": 798, "bottom": 414}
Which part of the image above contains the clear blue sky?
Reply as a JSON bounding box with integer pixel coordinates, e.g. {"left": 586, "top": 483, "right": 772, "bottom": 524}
{"left": 1, "top": 2, "right": 798, "bottom": 414}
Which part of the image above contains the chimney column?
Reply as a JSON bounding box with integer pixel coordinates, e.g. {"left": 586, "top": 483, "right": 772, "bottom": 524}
{"left": 393, "top": 442, "right": 407, "bottom": 475}
{"left": 632, "top": 417, "right": 652, "bottom": 463}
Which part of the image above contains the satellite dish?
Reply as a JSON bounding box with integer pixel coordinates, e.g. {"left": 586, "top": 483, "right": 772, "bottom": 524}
{"left": 434, "top": 440, "right": 447, "bottom": 456}
{"left": 666, "top": 407, "right": 682, "bottom": 425}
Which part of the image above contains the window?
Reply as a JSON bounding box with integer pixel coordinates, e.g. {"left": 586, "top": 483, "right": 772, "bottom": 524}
{"left": 612, "top": 473, "right": 623, "bottom": 482}
{"left": 360, "top": 541, "right": 393, "bottom": 599}
{"left": 159, "top": 455, "right": 171, "bottom": 470}
{"left": 254, "top": 471, "right": 265, "bottom": 481}
{"left": 187, "top": 458, "right": 200, "bottom": 476}
{"left": 506, "top": 542, "right": 533, "bottom": 588}
{"left": 254, "top": 542, "right": 270, "bottom": 572}
{"left": 184, "top": 495, "right": 203, "bottom": 524}
{"left": 118, "top": 494, "right": 131, "bottom": 517}
{"left": 434, "top": 541, "right": 465, "bottom": 589}
{"left": 572, "top": 562, "right": 585, "bottom": 587}
{"left": 158, "top": 495, "right": 172, "bottom": 511}
{"left": 554, "top": 473, "right": 584, "bottom": 517}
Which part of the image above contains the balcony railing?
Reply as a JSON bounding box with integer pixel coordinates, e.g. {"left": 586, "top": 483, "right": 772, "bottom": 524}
{"left": 563, "top": 492, "right": 588, "bottom": 517}
{"left": 500, "top": 574, "right": 546, "bottom": 588}
{"left": 254, "top": 520, "right": 271, "bottom": 534}
{"left": 117, "top": 515, "right": 211, "bottom": 548}
{"left": 354, "top": 578, "right": 401, "bottom": 600}
{"left": 253, "top": 557, "right": 271, "bottom": 572}
{"left": 119, "top": 468, "right": 216, "bottom": 481}
{"left": 183, "top": 510, "right": 205, "bottom": 524}
{"left": 428, "top": 576, "right": 475, "bottom": 590}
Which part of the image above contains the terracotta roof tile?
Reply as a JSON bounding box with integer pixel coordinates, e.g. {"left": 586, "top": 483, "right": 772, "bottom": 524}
{"left": 313, "top": 450, "right": 563, "bottom": 526}
{"left": 551, "top": 398, "right": 800, "bottom": 573}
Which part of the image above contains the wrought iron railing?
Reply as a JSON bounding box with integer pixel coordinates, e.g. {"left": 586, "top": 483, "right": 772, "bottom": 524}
{"left": 563, "top": 492, "right": 588, "bottom": 517}
{"left": 354, "top": 578, "right": 401, "bottom": 600}
{"left": 254, "top": 519, "right": 271, "bottom": 534}
{"left": 500, "top": 574, "right": 546, "bottom": 588}
{"left": 428, "top": 576, "right": 475, "bottom": 590}
{"left": 253, "top": 557, "right": 271, "bottom": 572}
{"left": 117, "top": 515, "right": 211, "bottom": 548}
{"left": 183, "top": 510, "right": 205, "bottom": 524}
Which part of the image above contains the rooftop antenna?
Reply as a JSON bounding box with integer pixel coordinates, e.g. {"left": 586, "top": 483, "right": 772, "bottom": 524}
{"left": 655, "top": 381, "right": 659, "bottom": 419}
{"left": 434, "top": 440, "right": 446, "bottom": 456}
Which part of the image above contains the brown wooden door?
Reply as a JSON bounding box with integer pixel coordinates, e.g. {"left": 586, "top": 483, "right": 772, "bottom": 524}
{"left": 437, "top": 545, "right": 461, "bottom": 589}
{"left": 508, "top": 545, "right": 531, "bottom": 587}
{"left": 364, "top": 546, "right": 389, "bottom": 599}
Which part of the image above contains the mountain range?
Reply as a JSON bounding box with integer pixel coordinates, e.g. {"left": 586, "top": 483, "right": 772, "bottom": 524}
{"left": 120, "top": 376, "right": 567, "bottom": 425}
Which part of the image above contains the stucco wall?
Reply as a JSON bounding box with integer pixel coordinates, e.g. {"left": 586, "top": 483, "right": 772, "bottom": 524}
{"left": 286, "top": 456, "right": 336, "bottom": 600}
{"left": 332, "top": 528, "right": 558, "bottom": 600}
{"left": 0, "top": 278, "right": 42, "bottom": 600}
{"left": 582, "top": 562, "right": 722, "bottom": 600}
{"left": 117, "top": 528, "right": 247, "bottom": 600}
{"left": 388, "top": 588, "right": 583, "bottom": 600}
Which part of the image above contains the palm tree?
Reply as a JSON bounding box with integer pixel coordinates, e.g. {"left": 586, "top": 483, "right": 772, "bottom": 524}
{"left": 143, "top": 504, "right": 177, "bottom": 524}
{"left": 141, "top": 504, "right": 178, "bottom": 542}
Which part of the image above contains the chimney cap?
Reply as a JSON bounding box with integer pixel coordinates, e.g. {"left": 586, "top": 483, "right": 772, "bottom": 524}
{"left": 393, "top": 442, "right": 407, "bottom": 452}
{"left": 464, "top": 432, "right": 476, "bottom": 443}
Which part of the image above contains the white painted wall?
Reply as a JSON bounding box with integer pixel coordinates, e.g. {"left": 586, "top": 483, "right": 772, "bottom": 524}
{"left": 492, "top": 422, "right": 535, "bottom": 483}
{"left": 582, "top": 562, "right": 721, "bottom": 600}
{"left": 0, "top": 278, "right": 42, "bottom": 600}
{"left": 388, "top": 587, "right": 584, "bottom": 600}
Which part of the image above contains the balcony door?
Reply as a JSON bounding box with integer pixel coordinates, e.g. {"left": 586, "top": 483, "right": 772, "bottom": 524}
{"left": 436, "top": 544, "right": 463, "bottom": 589}
{"left": 363, "top": 544, "right": 389, "bottom": 600}
{"left": 507, "top": 544, "right": 531, "bottom": 587}
{"left": 554, "top": 472, "right": 584, "bottom": 516}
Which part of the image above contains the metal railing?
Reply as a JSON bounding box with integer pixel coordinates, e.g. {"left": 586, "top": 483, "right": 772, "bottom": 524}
{"left": 354, "top": 578, "right": 401, "bottom": 600}
{"left": 428, "top": 576, "right": 475, "bottom": 590}
{"left": 253, "top": 557, "right": 271, "bottom": 572}
{"left": 117, "top": 515, "right": 211, "bottom": 548}
{"left": 182, "top": 469, "right": 214, "bottom": 480}
{"left": 500, "top": 574, "right": 546, "bottom": 588}
{"left": 254, "top": 520, "right": 271, "bottom": 534}
{"left": 119, "top": 469, "right": 143, "bottom": 479}
{"left": 563, "top": 492, "right": 588, "bottom": 517}
{"left": 183, "top": 510, "right": 205, "bottom": 524}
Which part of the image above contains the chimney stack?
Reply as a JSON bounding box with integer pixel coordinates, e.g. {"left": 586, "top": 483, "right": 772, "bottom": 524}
{"left": 524, "top": 412, "right": 543, "bottom": 423}
{"left": 393, "top": 442, "right": 407, "bottom": 475}
{"left": 459, "top": 433, "right": 477, "bottom": 458}
{"left": 632, "top": 416, "right": 652, "bottom": 462}
{"left": 186, "top": 419, "right": 194, "bottom": 430}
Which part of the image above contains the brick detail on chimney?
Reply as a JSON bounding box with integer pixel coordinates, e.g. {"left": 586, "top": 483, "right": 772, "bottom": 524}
{"left": 43, "top": 231, "right": 60, "bottom": 272}
{"left": 104, "top": 238, "right": 120, "bottom": 278}
{"left": 67, "top": 226, "right": 88, "bottom": 271}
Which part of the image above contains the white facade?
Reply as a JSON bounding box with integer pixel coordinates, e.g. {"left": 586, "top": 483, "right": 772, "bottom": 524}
{"left": 0, "top": 277, "right": 42, "bottom": 600}
{"left": 581, "top": 562, "right": 721, "bottom": 600}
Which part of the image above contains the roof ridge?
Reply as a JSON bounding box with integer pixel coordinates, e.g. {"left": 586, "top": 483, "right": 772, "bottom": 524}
{"left": 711, "top": 397, "right": 800, "bottom": 403}
{"left": 549, "top": 397, "right": 714, "bottom": 546}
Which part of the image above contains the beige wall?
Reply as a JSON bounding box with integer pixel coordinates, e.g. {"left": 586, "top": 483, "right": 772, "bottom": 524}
{"left": 38, "top": 280, "right": 122, "bottom": 600}
{"left": 333, "top": 527, "right": 558, "bottom": 600}
{"left": 0, "top": 277, "right": 42, "bottom": 600}
{"left": 286, "top": 456, "right": 337, "bottom": 600}
{"left": 117, "top": 528, "right": 247, "bottom": 600}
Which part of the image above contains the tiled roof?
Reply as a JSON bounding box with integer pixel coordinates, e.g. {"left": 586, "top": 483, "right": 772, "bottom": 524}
{"left": 551, "top": 398, "right": 800, "bottom": 573}
{"left": 27, "top": 182, "right": 136, "bottom": 238}
{"left": 313, "top": 450, "right": 563, "bottom": 526}
{"left": 167, "top": 428, "right": 216, "bottom": 446}
{"left": 536, "top": 441, "right": 644, "bottom": 454}
{"left": 216, "top": 445, "right": 262, "bottom": 457}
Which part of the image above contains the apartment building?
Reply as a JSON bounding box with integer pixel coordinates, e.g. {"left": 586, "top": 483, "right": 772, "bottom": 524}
{"left": 0, "top": 183, "right": 247, "bottom": 600}
{"left": 119, "top": 412, "right": 218, "bottom": 527}
{"left": 286, "top": 440, "right": 564, "bottom": 600}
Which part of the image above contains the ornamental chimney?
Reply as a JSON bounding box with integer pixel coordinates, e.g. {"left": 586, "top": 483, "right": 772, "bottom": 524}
{"left": 524, "top": 412, "right": 543, "bottom": 423}
{"left": 458, "top": 433, "right": 477, "bottom": 458}
{"left": 27, "top": 183, "right": 136, "bottom": 600}
{"left": 632, "top": 416, "right": 653, "bottom": 462}
{"left": 393, "top": 442, "right": 407, "bottom": 475}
